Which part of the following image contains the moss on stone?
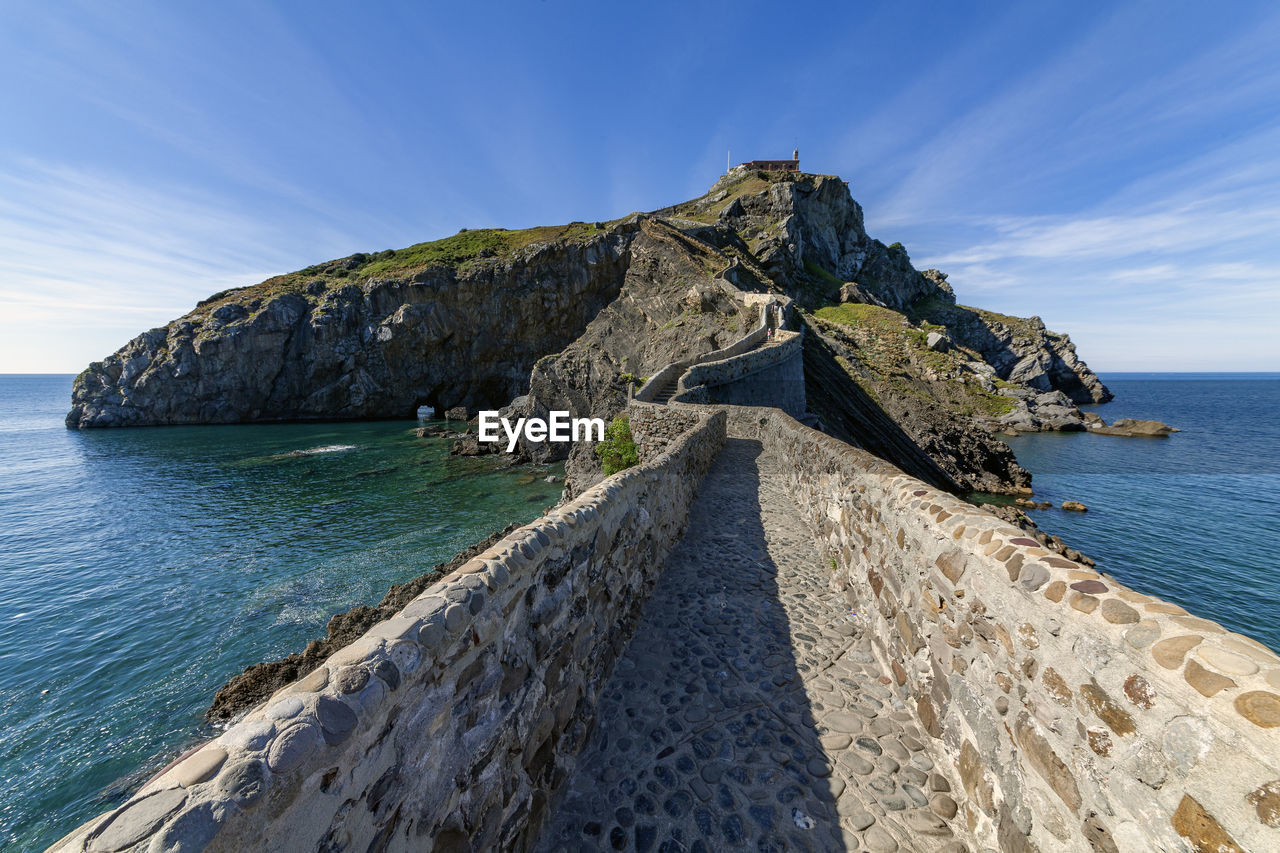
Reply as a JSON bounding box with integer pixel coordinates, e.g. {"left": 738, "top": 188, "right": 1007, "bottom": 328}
{"left": 967, "top": 390, "right": 1017, "bottom": 417}
{"left": 814, "top": 302, "right": 1022, "bottom": 421}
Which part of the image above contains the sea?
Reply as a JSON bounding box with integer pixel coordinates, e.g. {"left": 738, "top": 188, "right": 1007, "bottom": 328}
{"left": 1001, "top": 373, "right": 1280, "bottom": 652}
{"left": 0, "top": 374, "right": 563, "bottom": 851}
{"left": 0, "top": 372, "right": 1276, "bottom": 850}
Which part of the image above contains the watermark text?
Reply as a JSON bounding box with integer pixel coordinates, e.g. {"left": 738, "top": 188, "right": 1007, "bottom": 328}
{"left": 478, "top": 411, "right": 605, "bottom": 452}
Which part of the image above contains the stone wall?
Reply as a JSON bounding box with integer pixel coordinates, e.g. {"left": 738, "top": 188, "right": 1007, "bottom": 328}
{"left": 51, "top": 412, "right": 728, "bottom": 853}
{"left": 51, "top": 390, "right": 1280, "bottom": 853}
{"left": 626, "top": 401, "right": 702, "bottom": 463}
{"left": 725, "top": 405, "right": 1280, "bottom": 853}
{"left": 676, "top": 331, "right": 806, "bottom": 417}
{"left": 632, "top": 361, "right": 686, "bottom": 404}
{"left": 634, "top": 298, "right": 784, "bottom": 403}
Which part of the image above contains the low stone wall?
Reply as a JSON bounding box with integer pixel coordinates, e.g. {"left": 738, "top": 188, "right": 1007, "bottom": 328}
{"left": 633, "top": 297, "right": 787, "bottom": 403}
{"left": 685, "top": 317, "right": 769, "bottom": 365}
{"left": 627, "top": 401, "right": 702, "bottom": 462}
{"left": 51, "top": 412, "right": 728, "bottom": 853}
{"left": 708, "top": 355, "right": 805, "bottom": 415}
{"left": 726, "top": 406, "right": 1280, "bottom": 852}
{"left": 677, "top": 330, "right": 800, "bottom": 392}
{"left": 676, "top": 331, "right": 806, "bottom": 417}
{"left": 632, "top": 360, "right": 686, "bottom": 403}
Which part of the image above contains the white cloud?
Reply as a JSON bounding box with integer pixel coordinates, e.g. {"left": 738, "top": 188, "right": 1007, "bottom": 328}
{"left": 930, "top": 203, "right": 1280, "bottom": 268}
{"left": 871, "top": 6, "right": 1280, "bottom": 226}
{"left": 843, "top": 9, "right": 1280, "bottom": 373}
{"left": 0, "top": 163, "right": 321, "bottom": 371}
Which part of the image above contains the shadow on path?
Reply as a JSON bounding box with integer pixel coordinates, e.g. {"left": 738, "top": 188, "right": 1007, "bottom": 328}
{"left": 538, "top": 439, "right": 845, "bottom": 851}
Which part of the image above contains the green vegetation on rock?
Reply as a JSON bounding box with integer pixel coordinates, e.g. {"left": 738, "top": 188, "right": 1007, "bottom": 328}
{"left": 802, "top": 259, "right": 844, "bottom": 300}
{"left": 814, "top": 302, "right": 906, "bottom": 331}
{"left": 814, "top": 302, "right": 930, "bottom": 352}
{"left": 660, "top": 312, "right": 693, "bottom": 331}
{"left": 595, "top": 414, "right": 639, "bottom": 476}
{"left": 813, "top": 302, "right": 1018, "bottom": 420}
{"left": 195, "top": 222, "right": 611, "bottom": 316}
{"left": 363, "top": 223, "right": 605, "bottom": 278}
{"left": 968, "top": 391, "right": 1017, "bottom": 417}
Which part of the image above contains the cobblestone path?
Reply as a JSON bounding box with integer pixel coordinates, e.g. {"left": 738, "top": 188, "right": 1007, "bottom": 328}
{"left": 538, "top": 439, "right": 963, "bottom": 852}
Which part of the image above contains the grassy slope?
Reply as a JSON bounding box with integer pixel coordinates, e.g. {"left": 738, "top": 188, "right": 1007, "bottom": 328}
{"left": 812, "top": 302, "right": 1016, "bottom": 418}
{"left": 190, "top": 169, "right": 836, "bottom": 323}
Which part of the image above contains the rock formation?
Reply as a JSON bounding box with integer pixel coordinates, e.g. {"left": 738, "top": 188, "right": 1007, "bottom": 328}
{"left": 1088, "top": 416, "right": 1180, "bottom": 437}
{"left": 67, "top": 170, "right": 1114, "bottom": 495}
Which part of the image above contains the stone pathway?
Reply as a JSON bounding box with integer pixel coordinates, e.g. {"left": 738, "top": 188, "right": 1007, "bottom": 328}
{"left": 537, "top": 439, "right": 964, "bottom": 852}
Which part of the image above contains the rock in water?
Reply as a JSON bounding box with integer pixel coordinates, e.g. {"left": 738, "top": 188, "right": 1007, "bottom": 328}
{"left": 451, "top": 433, "right": 493, "bottom": 457}
{"left": 1062, "top": 501, "right": 1088, "bottom": 512}
{"left": 1089, "top": 417, "right": 1179, "bottom": 437}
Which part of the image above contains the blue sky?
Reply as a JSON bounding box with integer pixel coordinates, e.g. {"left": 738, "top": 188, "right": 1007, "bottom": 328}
{"left": 1, "top": 0, "right": 1277, "bottom": 372}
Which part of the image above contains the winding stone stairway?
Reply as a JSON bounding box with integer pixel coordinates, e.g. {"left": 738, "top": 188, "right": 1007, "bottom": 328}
{"left": 648, "top": 373, "right": 682, "bottom": 405}
{"left": 537, "top": 440, "right": 963, "bottom": 853}
{"left": 650, "top": 335, "right": 781, "bottom": 405}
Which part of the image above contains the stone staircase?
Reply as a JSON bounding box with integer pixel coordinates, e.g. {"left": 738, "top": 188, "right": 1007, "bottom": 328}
{"left": 647, "top": 335, "right": 781, "bottom": 405}
{"left": 648, "top": 373, "right": 681, "bottom": 405}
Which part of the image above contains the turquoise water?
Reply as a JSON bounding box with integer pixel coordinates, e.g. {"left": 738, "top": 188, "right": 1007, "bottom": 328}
{"left": 1004, "top": 373, "right": 1280, "bottom": 652}
{"left": 0, "top": 375, "right": 561, "bottom": 851}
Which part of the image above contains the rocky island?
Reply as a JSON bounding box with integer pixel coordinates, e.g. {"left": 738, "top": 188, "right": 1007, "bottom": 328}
{"left": 67, "top": 170, "right": 1115, "bottom": 499}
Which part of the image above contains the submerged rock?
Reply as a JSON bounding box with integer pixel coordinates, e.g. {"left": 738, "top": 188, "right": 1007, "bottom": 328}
{"left": 451, "top": 433, "right": 482, "bottom": 456}
{"left": 205, "top": 524, "right": 519, "bottom": 722}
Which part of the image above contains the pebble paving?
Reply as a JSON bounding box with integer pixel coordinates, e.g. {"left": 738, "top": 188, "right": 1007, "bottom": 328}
{"left": 538, "top": 439, "right": 963, "bottom": 852}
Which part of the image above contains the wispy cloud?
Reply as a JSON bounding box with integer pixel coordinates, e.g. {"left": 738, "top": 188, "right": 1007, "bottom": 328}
{"left": 931, "top": 204, "right": 1280, "bottom": 268}
{"left": 837, "top": 7, "right": 1280, "bottom": 371}
{"left": 0, "top": 163, "right": 333, "bottom": 371}
{"left": 910, "top": 180, "right": 1280, "bottom": 369}
{"left": 871, "top": 6, "right": 1280, "bottom": 226}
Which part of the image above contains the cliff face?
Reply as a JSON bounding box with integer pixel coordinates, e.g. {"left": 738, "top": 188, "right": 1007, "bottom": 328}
{"left": 520, "top": 220, "right": 756, "bottom": 491}
{"left": 67, "top": 170, "right": 1112, "bottom": 495}
{"left": 67, "top": 225, "right": 636, "bottom": 428}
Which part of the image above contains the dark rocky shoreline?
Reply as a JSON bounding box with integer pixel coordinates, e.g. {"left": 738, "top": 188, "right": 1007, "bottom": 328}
{"left": 205, "top": 523, "right": 520, "bottom": 723}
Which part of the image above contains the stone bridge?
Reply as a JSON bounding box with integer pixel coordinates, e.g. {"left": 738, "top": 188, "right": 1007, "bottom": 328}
{"left": 51, "top": 301, "right": 1280, "bottom": 852}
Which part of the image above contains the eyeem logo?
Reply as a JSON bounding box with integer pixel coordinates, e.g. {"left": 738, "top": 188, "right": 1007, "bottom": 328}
{"left": 478, "top": 410, "right": 606, "bottom": 452}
